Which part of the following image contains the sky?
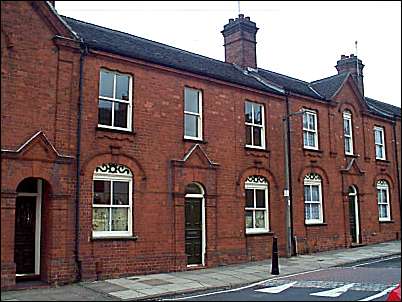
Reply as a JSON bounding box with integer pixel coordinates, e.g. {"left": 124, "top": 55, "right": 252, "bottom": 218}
{"left": 55, "top": 1, "right": 401, "bottom": 108}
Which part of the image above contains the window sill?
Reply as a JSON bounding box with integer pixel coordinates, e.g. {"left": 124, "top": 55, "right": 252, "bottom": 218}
{"left": 245, "top": 146, "right": 270, "bottom": 153}
{"left": 91, "top": 235, "right": 138, "bottom": 241}
{"left": 183, "top": 138, "right": 207, "bottom": 144}
{"left": 96, "top": 126, "right": 136, "bottom": 135}
{"left": 305, "top": 222, "right": 327, "bottom": 227}
{"left": 303, "top": 147, "right": 322, "bottom": 152}
{"left": 375, "top": 159, "right": 390, "bottom": 165}
{"left": 245, "top": 230, "right": 273, "bottom": 236}
{"left": 379, "top": 220, "right": 394, "bottom": 224}
{"left": 345, "top": 154, "right": 359, "bottom": 158}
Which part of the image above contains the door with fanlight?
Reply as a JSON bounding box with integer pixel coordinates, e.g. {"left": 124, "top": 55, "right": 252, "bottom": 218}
{"left": 348, "top": 186, "right": 360, "bottom": 244}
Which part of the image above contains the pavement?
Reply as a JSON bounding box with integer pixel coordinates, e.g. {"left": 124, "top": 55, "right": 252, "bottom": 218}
{"left": 1, "top": 240, "right": 400, "bottom": 301}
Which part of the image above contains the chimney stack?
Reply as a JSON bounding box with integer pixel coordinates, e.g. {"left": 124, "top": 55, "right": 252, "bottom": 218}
{"left": 335, "top": 54, "right": 365, "bottom": 96}
{"left": 221, "top": 14, "right": 259, "bottom": 68}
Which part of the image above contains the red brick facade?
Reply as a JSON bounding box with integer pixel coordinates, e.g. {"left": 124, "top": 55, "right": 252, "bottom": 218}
{"left": 1, "top": 1, "right": 400, "bottom": 289}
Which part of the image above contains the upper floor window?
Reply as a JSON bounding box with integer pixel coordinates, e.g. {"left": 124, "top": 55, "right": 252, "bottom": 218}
{"left": 245, "top": 101, "right": 265, "bottom": 149}
{"left": 374, "top": 126, "right": 386, "bottom": 160}
{"left": 93, "top": 163, "right": 133, "bottom": 238}
{"left": 303, "top": 109, "right": 318, "bottom": 150}
{"left": 376, "top": 180, "right": 390, "bottom": 221}
{"left": 184, "top": 87, "right": 202, "bottom": 140}
{"left": 98, "top": 70, "right": 132, "bottom": 131}
{"left": 304, "top": 173, "right": 323, "bottom": 224}
{"left": 245, "top": 176, "right": 269, "bottom": 234}
{"left": 343, "top": 110, "right": 354, "bottom": 155}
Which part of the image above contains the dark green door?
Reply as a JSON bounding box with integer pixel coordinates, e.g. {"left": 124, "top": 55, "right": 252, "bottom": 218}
{"left": 185, "top": 198, "right": 202, "bottom": 265}
{"left": 14, "top": 196, "right": 37, "bottom": 275}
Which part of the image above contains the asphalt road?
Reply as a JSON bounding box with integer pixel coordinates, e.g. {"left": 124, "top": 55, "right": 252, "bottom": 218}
{"left": 161, "top": 256, "right": 401, "bottom": 301}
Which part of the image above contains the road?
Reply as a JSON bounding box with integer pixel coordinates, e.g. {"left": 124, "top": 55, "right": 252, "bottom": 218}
{"left": 160, "top": 256, "right": 401, "bottom": 301}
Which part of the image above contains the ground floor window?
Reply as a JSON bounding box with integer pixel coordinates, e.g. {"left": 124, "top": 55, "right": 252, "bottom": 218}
{"left": 377, "top": 180, "right": 391, "bottom": 221}
{"left": 304, "top": 173, "right": 323, "bottom": 224}
{"left": 92, "top": 163, "right": 133, "bottom": 237}
{"left": 245, "top": 176, "right": 269, "bottom": 234}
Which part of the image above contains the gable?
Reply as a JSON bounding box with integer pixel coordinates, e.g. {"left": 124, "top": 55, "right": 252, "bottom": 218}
{"left": 1, "top": 1, "right": 77, "bottom": 47}
{"left": 181, "top": 144, "right": 219, "bottom": 168}
{"left": 332, "top": 75, "right": 369, "bottom": 113}
{"left": 340, "top": 158, "right": 365, "bottom": 175}
{"left": 1, "top": 131, "right": 74, "bottom": 162}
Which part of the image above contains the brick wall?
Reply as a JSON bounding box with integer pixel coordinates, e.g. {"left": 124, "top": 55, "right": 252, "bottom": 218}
{"left": 1, "top": 0, "right": 400, "bottom": 289}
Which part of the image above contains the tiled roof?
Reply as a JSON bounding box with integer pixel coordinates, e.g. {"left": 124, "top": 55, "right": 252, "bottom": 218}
{"left": 62, "top": 16, "right": 282, "bottom": 96}
{"left": 366, "top": 97, "right": 401, "bottom": 118}
{"left": 62, "top": 16, "right": 400, "bottom": 120}
{"left": 310, "top": 73, "right": 349, "bottom": 99}
{"left": 256, "top": 68, "right": 324, "bottom": 99}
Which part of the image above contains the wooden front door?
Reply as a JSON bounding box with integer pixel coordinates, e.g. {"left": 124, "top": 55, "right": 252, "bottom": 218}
{"left": 14, "top": 196, "right": 37, "bottom": 275}
{"left": 185, "top": 198, "right": 202, "bottom": 265}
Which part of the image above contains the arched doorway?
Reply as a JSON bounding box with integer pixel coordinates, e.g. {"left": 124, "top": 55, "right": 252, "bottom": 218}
{"left": 15, "top": 178, "right": 43, "bottom": 280}
{"left": 184, "top": 183, "right": 206, "bottom": 266}
{"left": 348, "top": 185, "right": 360, "bottom": 244}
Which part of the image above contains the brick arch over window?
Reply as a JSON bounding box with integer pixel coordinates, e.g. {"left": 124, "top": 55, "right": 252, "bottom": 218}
{"left": 373, "top": 173, "right": 394, "bottom": 189}
{"left": 237, "top": 167, "right": 278, "bottom": 189}
{"left": 338, "top": 101, "right": 360, "bottom": 116}
{"left": 296, "top": 166, "right": 329, "bottom": 184}
{"left": 81, "top": 152, "right": 146, "bottom": 184}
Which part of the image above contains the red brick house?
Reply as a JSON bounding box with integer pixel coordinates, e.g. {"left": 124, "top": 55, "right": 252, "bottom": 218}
{"left": 1, "top": 1, "right": 400, "bottom": 289}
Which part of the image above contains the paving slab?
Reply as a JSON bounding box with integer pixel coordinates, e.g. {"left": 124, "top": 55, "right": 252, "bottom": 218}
{"left": 1, "top": 240, "right": 400, "bottom": 301}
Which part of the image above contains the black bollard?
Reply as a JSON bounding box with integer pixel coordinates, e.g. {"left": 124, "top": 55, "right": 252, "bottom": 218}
{"left": 271, "top": 236, "right": 279, "bottom": 275}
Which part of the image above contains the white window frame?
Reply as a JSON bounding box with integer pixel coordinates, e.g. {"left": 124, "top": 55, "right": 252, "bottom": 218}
{"left": 304, "top": 174, "right": 324, "bottom": 224}
{"left": 374, "top": 126, "right": 386, "bottom": 160}
{"left": 184, "top": 87, "right": 203, "bottom": 140}
{"left": 92, "top": 165, "right": 133, "bottom": 238}
{"left": 245, "top": 101, "right": 266, "bottom": 149}
{"left": 377, "top": 180, "right": 391, "bottom": 222}
{"left": 343, "top": 110, "right": 354, "bottom": 155}
{"left": 303, "top": 109, "right": 319, "bottom": 150}
{"left": 98, "top": 69, "right": 133, "bottom": 131}
{"left": 245, "top": 176, "right": 269, "bottom": 234}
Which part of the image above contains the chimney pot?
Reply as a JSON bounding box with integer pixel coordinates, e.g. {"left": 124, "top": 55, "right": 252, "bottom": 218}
{"left": 335, "top": 53, "right": 364, "bottom": 96}
{"left": 222, "top": 15, "right": 259, "bottom": 68}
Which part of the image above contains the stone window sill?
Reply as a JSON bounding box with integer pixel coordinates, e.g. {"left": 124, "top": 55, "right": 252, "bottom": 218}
{"left": 91, "top": 235, "right": 138, "bottom": 241}
{"left": 305, "top": 223, "right": 327, "bottom": 227}
{"left": 245, "top": 231, "right": 274, "bottom": 236}
{"left": 183, "top": 138, "right": 208, "bottom": 144}
{"left": 379, "top": 220, "right": 394, "bottom": 224}
{"left": 245, "top": 146, "right": 270, "bottom": 153}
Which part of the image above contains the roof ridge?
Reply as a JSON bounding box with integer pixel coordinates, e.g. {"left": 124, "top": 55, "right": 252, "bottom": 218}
{"left": 257, "top": 67, "right": 310, "bottom": 84}
{"left": 61, "top": 15, "right": 234, "bottom": 68}
{"left": 310, "top": 72, "right": 347, "bottom": 84}
{"left": 366, "top": 97, "right": 401, "bottom": 110}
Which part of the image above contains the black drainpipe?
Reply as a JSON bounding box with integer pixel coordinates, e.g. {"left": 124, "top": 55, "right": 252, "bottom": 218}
{"left": 392, "top": 121, "right": 401, "bottom": 217}
{"left": 285, "top": 91, "right": 295, "bottom": 255}
{"left": 75, "top": 42, "right": 87, "bottom": 282}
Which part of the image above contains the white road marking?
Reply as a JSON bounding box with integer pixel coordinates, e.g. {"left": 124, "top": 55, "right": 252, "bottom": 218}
{"left": 255, "top": 281, "right": 297, "bottom": 294}
{"left": 358, "top": 285, "right": 398, "bottom": 301}
{"left": 162, "top": 268, "right": 324, "bottom": 300}
{"left": 351, "top": 255, "right": 401, "bottom": 268}
{"left": 310, "top": 283, "right": 355, "bottom": 297}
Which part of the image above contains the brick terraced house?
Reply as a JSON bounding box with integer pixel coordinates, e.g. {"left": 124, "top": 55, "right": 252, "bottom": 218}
{"left": 1, "top": 1, "right": 400, "bottom": 289}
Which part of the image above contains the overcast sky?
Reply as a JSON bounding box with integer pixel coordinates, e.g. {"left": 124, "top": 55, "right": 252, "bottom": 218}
{"left": 55, "top": 1, "right": 401, "bottom": 107}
